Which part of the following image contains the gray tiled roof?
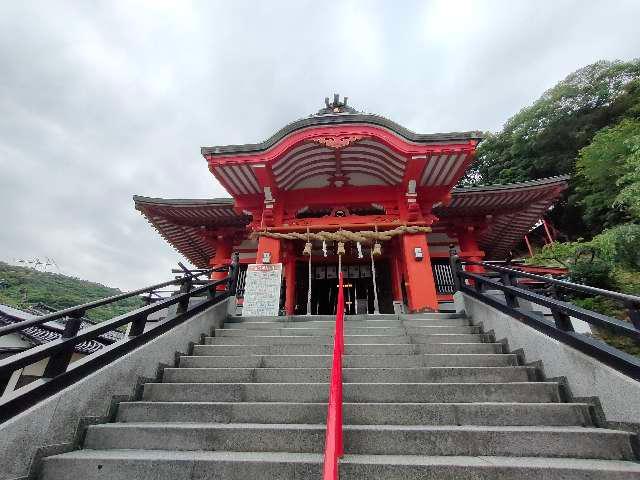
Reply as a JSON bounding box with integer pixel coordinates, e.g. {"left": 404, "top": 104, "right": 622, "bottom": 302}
{"left": 201, "top": 112, "right": 483, "bottom": 156}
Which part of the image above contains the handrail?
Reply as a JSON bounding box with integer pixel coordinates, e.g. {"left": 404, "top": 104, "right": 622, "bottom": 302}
{"left": 0, "top": 255, "right": 240, "bottom": 422}
{"left": 0, "top": 266, "right": 225, "bottom": 337}
{"left": 464, "top": 260, "right": 640, "bottom": 305}
{"left": 322, "top": 271, "right": 345, "bottom": 479}
{"left": 449, "top": 252, "right": 640, "bottom": 380}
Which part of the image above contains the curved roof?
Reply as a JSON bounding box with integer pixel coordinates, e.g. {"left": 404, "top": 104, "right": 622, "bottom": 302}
{"left": 134, "top": 176, "right": 568, "bottom": 266}
{"left": 201, "top": 97, "right": 483, "bottom": 156}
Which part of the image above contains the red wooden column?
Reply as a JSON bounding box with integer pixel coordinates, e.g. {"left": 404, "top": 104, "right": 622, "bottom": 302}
{"left": 400, "top": 233, "right": 438, "bottom": 312}
{"left": 389, "top": 239, "right": 404, "bottom": 303}
{"left": 210, "top": 238, "right": 233, "bottom": 290}
{"left": 457, "top": 227, "right": 485, "bottom": 273}
{"left": 284, "top": 243, "right": 297, "bottom": 315}
{"left": 256, "top": 236, "right": 282, "bottom": 264}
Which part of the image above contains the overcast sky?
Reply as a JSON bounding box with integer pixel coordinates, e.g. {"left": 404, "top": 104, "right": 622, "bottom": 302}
{"left": 1, "top": 0, "right": 639, "bottom": 290}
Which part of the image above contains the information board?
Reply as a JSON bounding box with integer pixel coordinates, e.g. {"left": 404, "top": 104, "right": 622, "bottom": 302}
{"left": 242, "top": 263, "right": 283, "bottom": 317}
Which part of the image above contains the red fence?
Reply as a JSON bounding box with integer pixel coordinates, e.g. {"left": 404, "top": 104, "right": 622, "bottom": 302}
{"left": 322, "top": 271, "right": 345, "bottom": 479}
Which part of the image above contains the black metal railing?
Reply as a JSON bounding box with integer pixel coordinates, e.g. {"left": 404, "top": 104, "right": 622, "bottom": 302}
{"left": 0, "top": 255, "right": 240, "bottom": 422}
{"left": 448, "top": 250, "right": 640, "bottom": 381}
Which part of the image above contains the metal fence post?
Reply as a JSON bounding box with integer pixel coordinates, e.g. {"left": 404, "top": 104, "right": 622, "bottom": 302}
{"left": 228, "top": 252, "right": 240, "bottom": 297}
{"left": 548, "top": 284, "right": 574, "bottom": 331}
{"left": 42, "top": 310, "right": 84, "bottom": 378}
{"left": 501, "top": 271, "right": 520, "bottom": 308}
{"left": 448, "top": 246, "right": 462, "bottom": 292}
{"left": 176, "top": 277, "right": 193, "bottom": 315}
{"left": 128, "top": 312, "right": 149, "bottom": 337}
{"left": 626, "top": 301, "right": 640, "bottom": 330}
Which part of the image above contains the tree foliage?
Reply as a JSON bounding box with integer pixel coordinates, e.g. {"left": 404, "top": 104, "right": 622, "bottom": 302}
{"left": 614, "top": 130, "right": 640, "bottom": 218}
{"left": 529, "top": 223, "right": 640, "bottom": 292}
{"left": 528, "top": 224, "right": 640, "bottom": 357}
{"left": 463, "top": 59, "right": 640, "bottom": 239}
{"left": 575, "top": 119, "right": 640, "bottom": 229}
{"left": 0, "top": 262, "right": 142, "bottom": 321}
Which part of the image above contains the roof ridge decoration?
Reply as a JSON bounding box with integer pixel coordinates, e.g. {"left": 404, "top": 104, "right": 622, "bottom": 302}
{"left": 316, "top": 93, "right": 359, "bottom": 115}
{"left": 201, "top": 96, "right": 484, "bottom": 156}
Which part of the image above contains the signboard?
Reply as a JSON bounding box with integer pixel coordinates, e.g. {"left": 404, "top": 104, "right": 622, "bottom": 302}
{"left": 242, "top": 263, "right": 283, "bottom": 317}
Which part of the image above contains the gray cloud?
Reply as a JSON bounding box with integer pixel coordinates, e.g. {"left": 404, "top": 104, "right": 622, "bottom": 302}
{"left": 1, "top": 0, "right": 639, "bottom": 289}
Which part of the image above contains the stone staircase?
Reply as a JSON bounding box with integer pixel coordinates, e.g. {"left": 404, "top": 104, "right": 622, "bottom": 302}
{"left": 40, "top": 312, "right": 640, "bottom": 479}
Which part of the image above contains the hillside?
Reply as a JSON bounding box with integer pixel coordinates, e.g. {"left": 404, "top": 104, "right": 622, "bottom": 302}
{"left": 0, "top": 262, "right": 143, "bottom": 321}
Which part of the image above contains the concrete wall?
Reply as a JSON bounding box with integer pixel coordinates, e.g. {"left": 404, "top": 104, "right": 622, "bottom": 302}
{"left": 0, "top": 299, "right": 230, "bottom": 480}
{"left": 455, "top": 292, "right": 640, "bottom": 425}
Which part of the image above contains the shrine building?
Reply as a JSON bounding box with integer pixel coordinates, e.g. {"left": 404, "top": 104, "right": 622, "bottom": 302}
{"left": 134, "top": 95, "right": 567, "bottom": 315}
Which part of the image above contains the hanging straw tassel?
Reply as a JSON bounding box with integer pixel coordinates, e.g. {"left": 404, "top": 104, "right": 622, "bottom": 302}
{"left": 372, "top": 225, "right": 382, "bottom": 256}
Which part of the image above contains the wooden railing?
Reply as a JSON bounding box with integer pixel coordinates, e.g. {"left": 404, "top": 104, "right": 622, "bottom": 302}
{"left": 322, "top": 271, "right": 345, "bottom": 479}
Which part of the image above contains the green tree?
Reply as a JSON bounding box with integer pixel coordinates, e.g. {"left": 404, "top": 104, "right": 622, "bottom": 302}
{"left": 575, "top": 119, "right": 640, "bottom": 229}
{"left": 615, "top": 132, "right": 640, "bottom": 218}
{"left": 462, "top": 60, "right": 640, "bottom": 239}
{"left": 466, "top": 60, "right": 640, "bottom": 186}
{"left": 0, "top": 262, "right": 143, "bottom": 321}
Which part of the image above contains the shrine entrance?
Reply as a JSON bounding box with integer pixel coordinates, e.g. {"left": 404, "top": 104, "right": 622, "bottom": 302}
{"left": 294, "top": 259, "right": 393, "bottom": 315}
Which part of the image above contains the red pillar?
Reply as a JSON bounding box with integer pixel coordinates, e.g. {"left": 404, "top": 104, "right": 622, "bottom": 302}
{"left": 210, "top": 239, "right": 233, "bottom": 290}
{"left": 284, "top": 243, "right": 296, "bottom": 315}
{"left": 256, "top": 236, "right": 282, "bottom": 264}
{"left": 389, "top": 241, "right": 403, "bottom": 303}
{"left": 457, "top": 228, "right": 484, "bottom": 274}
{"left": 401, "top": 233, "right": 438, "bottom": 312}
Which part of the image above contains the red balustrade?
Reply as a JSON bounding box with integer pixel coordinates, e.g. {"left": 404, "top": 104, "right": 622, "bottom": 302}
{"left": 322, "top": 271, "right": 345, "bottom": 479}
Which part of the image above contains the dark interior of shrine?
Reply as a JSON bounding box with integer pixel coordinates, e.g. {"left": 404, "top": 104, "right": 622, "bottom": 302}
{"left": 292, "top": 259, "right": 394, "bottom": 315}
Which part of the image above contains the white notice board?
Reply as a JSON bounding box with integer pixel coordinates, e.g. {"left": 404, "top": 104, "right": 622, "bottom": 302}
{"left": 242, "top": 263, "right": 283, "bottom": 316}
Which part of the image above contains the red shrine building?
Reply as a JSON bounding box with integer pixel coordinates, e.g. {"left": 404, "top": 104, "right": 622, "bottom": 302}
{"left": 134, "top": 96, "right": 567, "bottom": 315}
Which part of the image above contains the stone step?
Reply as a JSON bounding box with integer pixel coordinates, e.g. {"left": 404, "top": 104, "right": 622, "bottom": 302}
{"left": 339, "top": 455, "right": 640, "bottom": 480}
{"left": 116, "top": 401, "right": 594, "bottom": 427}
{"left": 82, "top": 423, "right": 635, "bottom": 460}
{"left": 180, "top": 353, "right": 518, "bottom": 368}
{"left": 142, "top": 382, "right": 560, "bottom": 403}
{"left": 401, "top": 312, "right": 465, "bottom": 318}
{"left": 204, "top": 334, "right": 488, "bottom": 345}
{"left": 161, "top": 366, "right": 533, "bottom": 384}
{"left": 192, "top": 343, "right": 503, "bottom": 356}
{"left": 225, "top": 312, "right": 464, "bottom": 324}
{"left": 40, "top": 450, "right": 640, "bottom": 480}
{"left": 213, "top": 326, "right": 480, "bottom": 336}
{"left": 222, "top": 318, "right": 471, "bottom": 329}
